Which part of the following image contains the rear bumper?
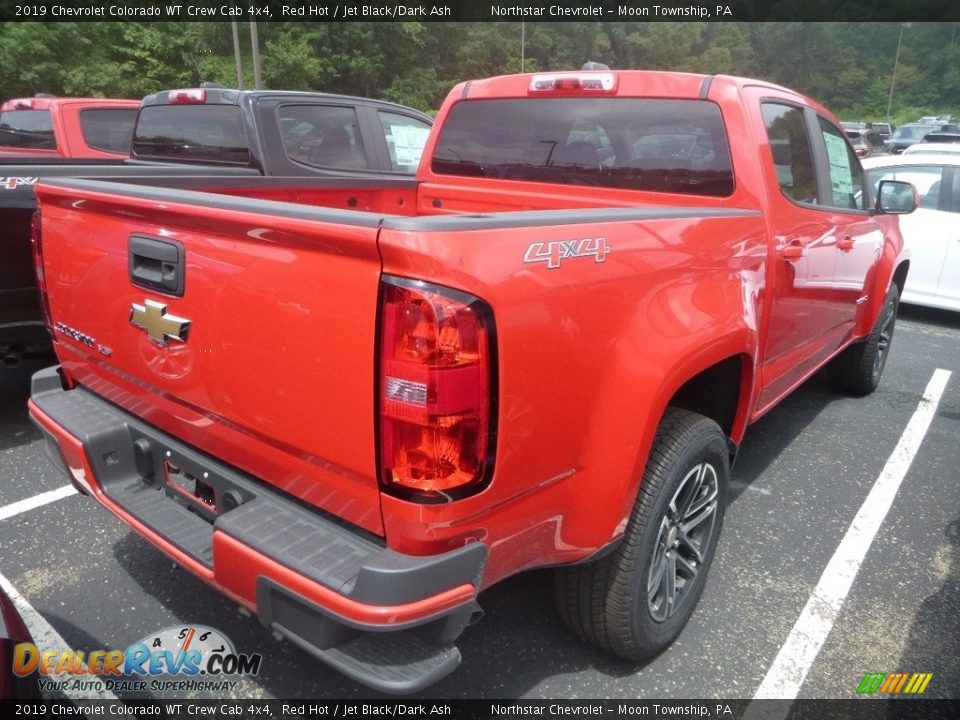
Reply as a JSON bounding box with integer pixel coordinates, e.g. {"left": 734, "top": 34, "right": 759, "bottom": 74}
{"left": 29, "top": 366, "right": 486, "bottom": 693}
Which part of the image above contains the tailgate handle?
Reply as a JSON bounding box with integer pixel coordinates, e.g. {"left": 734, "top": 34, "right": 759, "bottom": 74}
{"left": 129, "top": 236, "right": 185, "bottom": 297}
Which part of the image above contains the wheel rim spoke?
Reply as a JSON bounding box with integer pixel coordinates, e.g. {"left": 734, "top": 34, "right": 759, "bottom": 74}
{"left": 674, "top": 551, "right": 699, "bottom": 580}
{"left": 680, "top": 499, "right": 717, "bottom": 535}
{"left": 663, "top": 554, "right": 677, "bottom": 616}
{"left": 648, "top": 550, "right": 668, "bottom": 601}
{"left": 675, "top": 465, "right": 706, "bottom": 520}
{"left": 676, "top": 529, "right": 705, "bottom": 564}
{"left": 874, "top": 306, "right": 896, "bottom": 374}
{"left": 647, "top": 461, "right": 720, "bottom": 622}
{"left": 647, "top": 517, "right": 671, "bottom": 598}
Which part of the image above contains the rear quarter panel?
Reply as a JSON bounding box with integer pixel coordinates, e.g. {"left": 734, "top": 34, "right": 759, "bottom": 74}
{"left": 378, "top": 207, "right": 767, "bottom": 585}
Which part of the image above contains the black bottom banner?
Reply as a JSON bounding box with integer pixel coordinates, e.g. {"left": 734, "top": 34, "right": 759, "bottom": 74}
{"left": 3, "top": 699, "right": 959, "bottom": 720}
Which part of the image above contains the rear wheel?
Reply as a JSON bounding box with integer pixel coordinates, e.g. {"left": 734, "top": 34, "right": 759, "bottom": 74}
{"left": 829, "top": 284, "right": 899, "bottom": 396}
{"left": 555, "top": 408, "right": 728, "bottom": 660}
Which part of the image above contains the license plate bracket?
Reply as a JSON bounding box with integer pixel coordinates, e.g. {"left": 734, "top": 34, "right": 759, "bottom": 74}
{"left": 165, "top": 460, "right": 218, "bottom": 513}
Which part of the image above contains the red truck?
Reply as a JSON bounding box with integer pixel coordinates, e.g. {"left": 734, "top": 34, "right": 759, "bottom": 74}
{"left": 28, "top": 70, "right": 916, "bottom": 693}
{"left": 0, "top": 96, "right": 140, "bottom": 158}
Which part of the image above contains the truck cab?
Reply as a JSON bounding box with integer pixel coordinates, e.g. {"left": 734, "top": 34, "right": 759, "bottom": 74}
{"left": 131, "top": 87, "right": 433, "bottom": 178}
{"left": 0, "top": 96, "right": 140, "bottom": 159}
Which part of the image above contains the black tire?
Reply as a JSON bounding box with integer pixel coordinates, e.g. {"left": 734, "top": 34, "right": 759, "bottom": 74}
{"left": 555, "top": 408, "right": 729, "bottom": 661}
{"left": 829, "top": 284, "right": 899, "bottom": 396}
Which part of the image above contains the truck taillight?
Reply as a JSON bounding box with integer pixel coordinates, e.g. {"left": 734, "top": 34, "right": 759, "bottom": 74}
{"left": 30, "top": 210, "right": 52, "bottom": 331}
{"left": 168, "top": 89, "right": 206, "bottom": 104}
{"left": 378, "top": 277, "right": 496, "bottom": 501}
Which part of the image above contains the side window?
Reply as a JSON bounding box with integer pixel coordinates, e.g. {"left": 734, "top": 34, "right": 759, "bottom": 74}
{"left": 279, "top": 105, "right": 367, "bottom": 170}
{"left": 378, "top": 111, "right": 431, "bottom": 173}
{"left": 817, "top": 117, "right": 865, "bottom": 210}
{"left": 865, "top": 165, "right": 945, "bottom": 212}
{"left": 761, "top": 103, "right": 818, "bottom": 205}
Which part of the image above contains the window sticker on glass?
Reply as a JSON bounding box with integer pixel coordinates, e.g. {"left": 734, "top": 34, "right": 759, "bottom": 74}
{"left": 823, "top": 132, "right": 854, "bottom": 197}
{"left": 389, "top": 125, "right": 431, "bottom": 169}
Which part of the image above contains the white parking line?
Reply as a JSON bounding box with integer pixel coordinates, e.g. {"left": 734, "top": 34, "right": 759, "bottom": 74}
{"left": 749, "top": 368, "right": 951, "bottom": 711}
{"left": 0, "top": 571, "right": 120, "bottom": 701}
{"left": 0, "top": 484, "right": 77, "bottom": 522}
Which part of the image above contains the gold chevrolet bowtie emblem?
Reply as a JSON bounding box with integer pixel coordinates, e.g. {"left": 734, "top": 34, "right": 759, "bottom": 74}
{"left": 130, "top": 299, "right": 191, "bottom": 345}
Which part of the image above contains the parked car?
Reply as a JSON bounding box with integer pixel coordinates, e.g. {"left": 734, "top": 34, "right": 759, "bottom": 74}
{"left": 845, "top": 129, "right": 881, "bottom": 158}
{"left": 863, "top": 153, "right": 960, "bottom": 311}
{"left": 885, "top": 123, "right": 940, "bottom": 154}
{"left": 903, "top": 141, "right": 960, "bottom": 155}
{"left": 917, "top": 130, "right": 960, "bottom": 145}
{"left": 868, "top": 122, "right": 894, "bottom": 141}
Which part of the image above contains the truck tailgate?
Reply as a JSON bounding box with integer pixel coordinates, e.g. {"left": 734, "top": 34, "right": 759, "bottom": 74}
{"left": 36, "top": 179, "right": 386, "bottom": 536}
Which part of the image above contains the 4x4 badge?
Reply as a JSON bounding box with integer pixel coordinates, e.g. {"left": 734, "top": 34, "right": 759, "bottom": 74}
{"left": 130, "top": 299, "right": 191, "bottom": 346}
{"left": 523, "top": 237, "right": 610, "bottom": 269}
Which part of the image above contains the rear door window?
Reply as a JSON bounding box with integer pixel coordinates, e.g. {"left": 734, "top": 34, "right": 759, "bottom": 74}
{"left": 279, "top": 105, "right": 368, "bottom": 170}
{"left": 817, "top": 117, "right": 864, "bottom": 210}
{"left": 378, "top": 111, "right": 431, "bottom": 173}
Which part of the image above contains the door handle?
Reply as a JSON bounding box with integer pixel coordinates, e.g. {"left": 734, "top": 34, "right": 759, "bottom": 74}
{"left": 129, "top": 235, "right": 185, "bottom": 296}
{"left": 781, "top": 241, "right": 805, "bottom": 260}
{"left": 837, "top": 236, "right": 855, "bottom": 252}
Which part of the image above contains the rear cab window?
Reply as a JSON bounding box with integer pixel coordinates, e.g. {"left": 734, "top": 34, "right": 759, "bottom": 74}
{"left": 132, "top": 104, "right": 251, "bottom": 165}
{"left": 80, "top": 108, "right": 138, "bottom": 154}
{"left": 431, "top": 98, "right": 734, "bottom": 196}
{"left": 0, "top": 109, "right": 56, "bottom": 150}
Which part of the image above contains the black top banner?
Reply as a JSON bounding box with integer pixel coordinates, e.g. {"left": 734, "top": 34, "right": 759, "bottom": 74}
{"left": 0, "top": 0, "right": 957, "bottom": 23}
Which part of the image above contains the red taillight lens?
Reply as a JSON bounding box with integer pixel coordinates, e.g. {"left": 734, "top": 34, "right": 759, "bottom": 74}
{"left": 379, "top": 277, "right": 495, "bottom": 500}
{"left": 30, "top": 210, "right": 52, "bottom": 331}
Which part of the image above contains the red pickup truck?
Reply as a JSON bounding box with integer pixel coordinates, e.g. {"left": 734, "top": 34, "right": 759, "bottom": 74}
{"left": 28, "top": 70, "right": 916, "bottom": 693}
{"left": 0, "top": 96, "right": 140, "bottom": 158}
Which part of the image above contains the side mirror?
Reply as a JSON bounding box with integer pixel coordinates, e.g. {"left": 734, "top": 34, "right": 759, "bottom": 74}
{"left": 877, "top": 179, "right": 918, "bottom": 214}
